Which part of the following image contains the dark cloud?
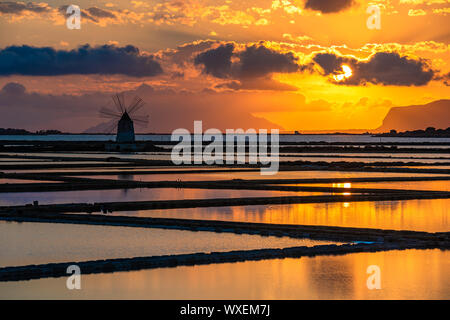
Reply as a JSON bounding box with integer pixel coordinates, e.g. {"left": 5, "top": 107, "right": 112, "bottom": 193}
{"left": 59, "top": 5, "right": 117, "bottom": 23}
{"left": 304, "top": 0, "right": 355, "bottom": 13}
{"left": 0, "top": 44, "right": 163, "bottom": 77}
{"left": 0, "top": 1, "right": 50, "bottom": 14}
{"left": 162, "top": 40, "right": 216, "bottom": 67}
{"left": 194, "top": 43, "right": 234, "bottom": 78}
{"left": 215, "top": 80, "right": 241, "bottom": 90}
{"left": 238, "top": 45, "right": 300, "bottom": 78}
{"left": 215, "top": 78, "right": 299, "bottom": 91}
{"left": 0, "top": 2, "right": 118, "bottom": 24}
{"left": 434, "top": 72, "right": 450, "bottom": 86}
{"left": 1, "top": 82, "right": 26, "bottom": 95}
{"left": 86, "top": 7, "right": 116, "bottom": 19}
{"left": 313, "top": 52, "right": 435, "bottom": 86}
{"left": 313, "top": 53, "right": 345, "bottom": 75}
{"left": 194, "top": 43, "right": 301, "bottom": 80}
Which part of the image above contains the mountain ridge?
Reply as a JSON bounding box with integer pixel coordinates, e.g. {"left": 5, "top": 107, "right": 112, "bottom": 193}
{"left": 374, "top": 99, "right": 450, "bottom": 133}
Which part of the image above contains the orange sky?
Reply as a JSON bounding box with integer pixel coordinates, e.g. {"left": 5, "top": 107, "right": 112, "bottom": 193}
{"left": 0, "top": 0, "right": 449, "bottom": 132}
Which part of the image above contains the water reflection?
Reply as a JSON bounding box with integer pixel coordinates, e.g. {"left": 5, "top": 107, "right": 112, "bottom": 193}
{"left": 0, "top": 179, "right": 60, "bottom": 184}
{"left": 332, "top": 182, "right": 352, "bottom": 196}
{"left": 291, "top": 180, "right": 450, "bottom": 192}
{"left": 0, "top": 221, "right": 339, "bottom": 267}
{"left": 119, "top": 198, "right": 450, "bottom": 232}
{"left": 72, "top": 171, "right": 448, "bottom": 182}
{"left": 0, "top": 188, "right": 323, "bottom": 206}
{"left": 117, "top": 174, "right": 134, "bottom": 181}
{"left": 1, "top": 249, "right": 447, "bottom": 299}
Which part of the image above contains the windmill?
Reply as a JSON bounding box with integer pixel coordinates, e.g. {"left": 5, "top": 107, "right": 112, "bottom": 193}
{"left": 99, "top": 93, "right": 149, "bottom": 143}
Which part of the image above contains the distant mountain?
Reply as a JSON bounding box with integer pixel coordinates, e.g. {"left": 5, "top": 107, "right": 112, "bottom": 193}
{"left": 375, "top": 99, "right": 450, "bottom": 132}
{"left": 299, "top": 129, "right": 370, "bottom": 134}
{"left": 83, "top": 121, "right": 115, "bottom": 134}
{"left": 84, "top": 99, "right": 450, "bottom": 135}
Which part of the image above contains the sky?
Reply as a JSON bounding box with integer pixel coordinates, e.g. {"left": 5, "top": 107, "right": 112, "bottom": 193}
{"left": 0, "top": 0, "right": 449, "bottom": 132}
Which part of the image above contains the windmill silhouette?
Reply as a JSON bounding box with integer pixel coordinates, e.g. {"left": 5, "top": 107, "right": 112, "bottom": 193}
{"left": 99, "top": 93, "right": 149, "bottom": 143}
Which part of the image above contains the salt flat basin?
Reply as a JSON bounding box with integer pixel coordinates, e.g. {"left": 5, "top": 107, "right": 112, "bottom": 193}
{"left": 1, "top": 249, "right": 447, "bottom": 299}
{"left": 281, "top": 145, "right": 450, "bottom": 150}
{"left": 0, "top": 221, "right": 340, "bottom": 268}
{"left": 0, "top": 188, "right": 325, "bottom": 206}
{"left": 0, "top": 161, "right": 123, "bottom": 165}
{"left": 0, "top": 159, "right": 53, "bottom": 162}
{"left": 1, "top": 167, "right": 166, "bottom": 173}
{"left": 401, "top": 165, "right": 450, "bottom": 170}
{"left": 70, "top": 170, "right": 448, "bottom": 182}
{"left": 0, "top": 167, "right": 256, "bottom": 173}
{"left": 112, "top": 198, "right": 450, "bottom": 233}
{"left": 281, "top": 152, "right": 450, "bottom": 159}
{"left": 278, "top": 156, "right": 450, "bottom": 163}
{"left": 285, "top": 180, "right": 450, "bottom": 191}
{"left": 3, "top": 151, "right": 450, "bottom": 162}
{"left": 0, "top": 179, "right": 61, "bottom": 184}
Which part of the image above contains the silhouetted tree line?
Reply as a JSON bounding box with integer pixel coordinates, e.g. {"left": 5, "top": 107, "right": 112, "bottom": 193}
{"left": 0, "top": 128, "right": 62, "bottom": 135}
{"left": 377, "top": 127, "right": 450, "bottom": 137}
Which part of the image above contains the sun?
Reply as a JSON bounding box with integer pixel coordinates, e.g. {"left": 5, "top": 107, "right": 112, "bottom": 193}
{"left": 333, "top": 64, "right": 353, "bottom": 82}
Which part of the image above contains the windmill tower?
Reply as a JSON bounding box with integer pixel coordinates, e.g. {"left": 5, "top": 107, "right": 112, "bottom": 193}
{"left": 116, "top": 111, "right": 135, "bottom": 143}
{"left": 100, "top": 93, "right": 148, "bottom": 150}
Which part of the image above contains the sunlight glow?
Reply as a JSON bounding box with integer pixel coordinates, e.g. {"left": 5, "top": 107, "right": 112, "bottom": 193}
{"left": 333, "top": 65, "right": 353, "bottom": 82}
{"left": 332, "top": 182, "right": 352, "bottom": 196}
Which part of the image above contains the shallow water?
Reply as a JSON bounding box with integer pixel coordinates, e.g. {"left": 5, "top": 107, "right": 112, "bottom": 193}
{"left": 69, "top": 170, "right": 448, "bottom": 182}
{"left": 282, "top": 152, "right": 450, "bottom": 159}
{"left": 286, "top": 180, "right": 450, "bottom": 191}
{"left": 0, "top": 161, "right": 120, "bottom": 165}
{"left": 112, "top": 198, "right": 450, "bottom": 232}
{"left": 1, "top": 167, "right": 161, "bottom": 173}
{"left": 0, "top": 159, "right": 52, "bottom": 162}
{"left": 278, "top": 156, "right": 450, "bottom": 164}
{"left": 0, "top": 221, "right": 338, "bottom": 268}
{"left": 3, "top": 150, "right": 450, "bottom": 164}
{"left": 0, "top": 188, "right": 324, "bottom": 206}
{"left": 401, "top": 165, "right": 450, "bottom": 169}
{"left": 0, "top": 179, "right": 61, "bottom": 184}
{"left": 0, "top": 167, "right": 258, "bottom": 173}
{"left": 1, "top": 249, "right": 447, "bottom": 299}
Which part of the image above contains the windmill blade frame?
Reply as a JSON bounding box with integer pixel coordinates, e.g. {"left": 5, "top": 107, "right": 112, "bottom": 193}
{"left": 133, "top": 120, "right": 149, "bottom": 128}
{"left": 131, "top": 114, "right": 149, "bottom": 127}
{"left": 112, "top": 93, "right": 126, "bottom": 114}
{"left": 103, "top": 119, "right": 120, "bottom": 134}
{"left": 127, "top": 96, "right": 146, "bottom": 115}
{"left": 99, "top": 106, "right": 123, "bottom": 119}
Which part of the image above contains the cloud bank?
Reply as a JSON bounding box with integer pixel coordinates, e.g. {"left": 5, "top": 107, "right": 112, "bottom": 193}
{"left": 0, "top": 44, "right": 163, "bottom": 77}
{"left": 304, "top": 0, "right": 355, "bottom": 14}
{"left": 194, "top": 43, "right": 301, "bottom": 79}
{"left": 0, "top": 1, "right": 51, "bottom": 14}
{"left": 313, "top": 51, "right": 435, "bottom": 86}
